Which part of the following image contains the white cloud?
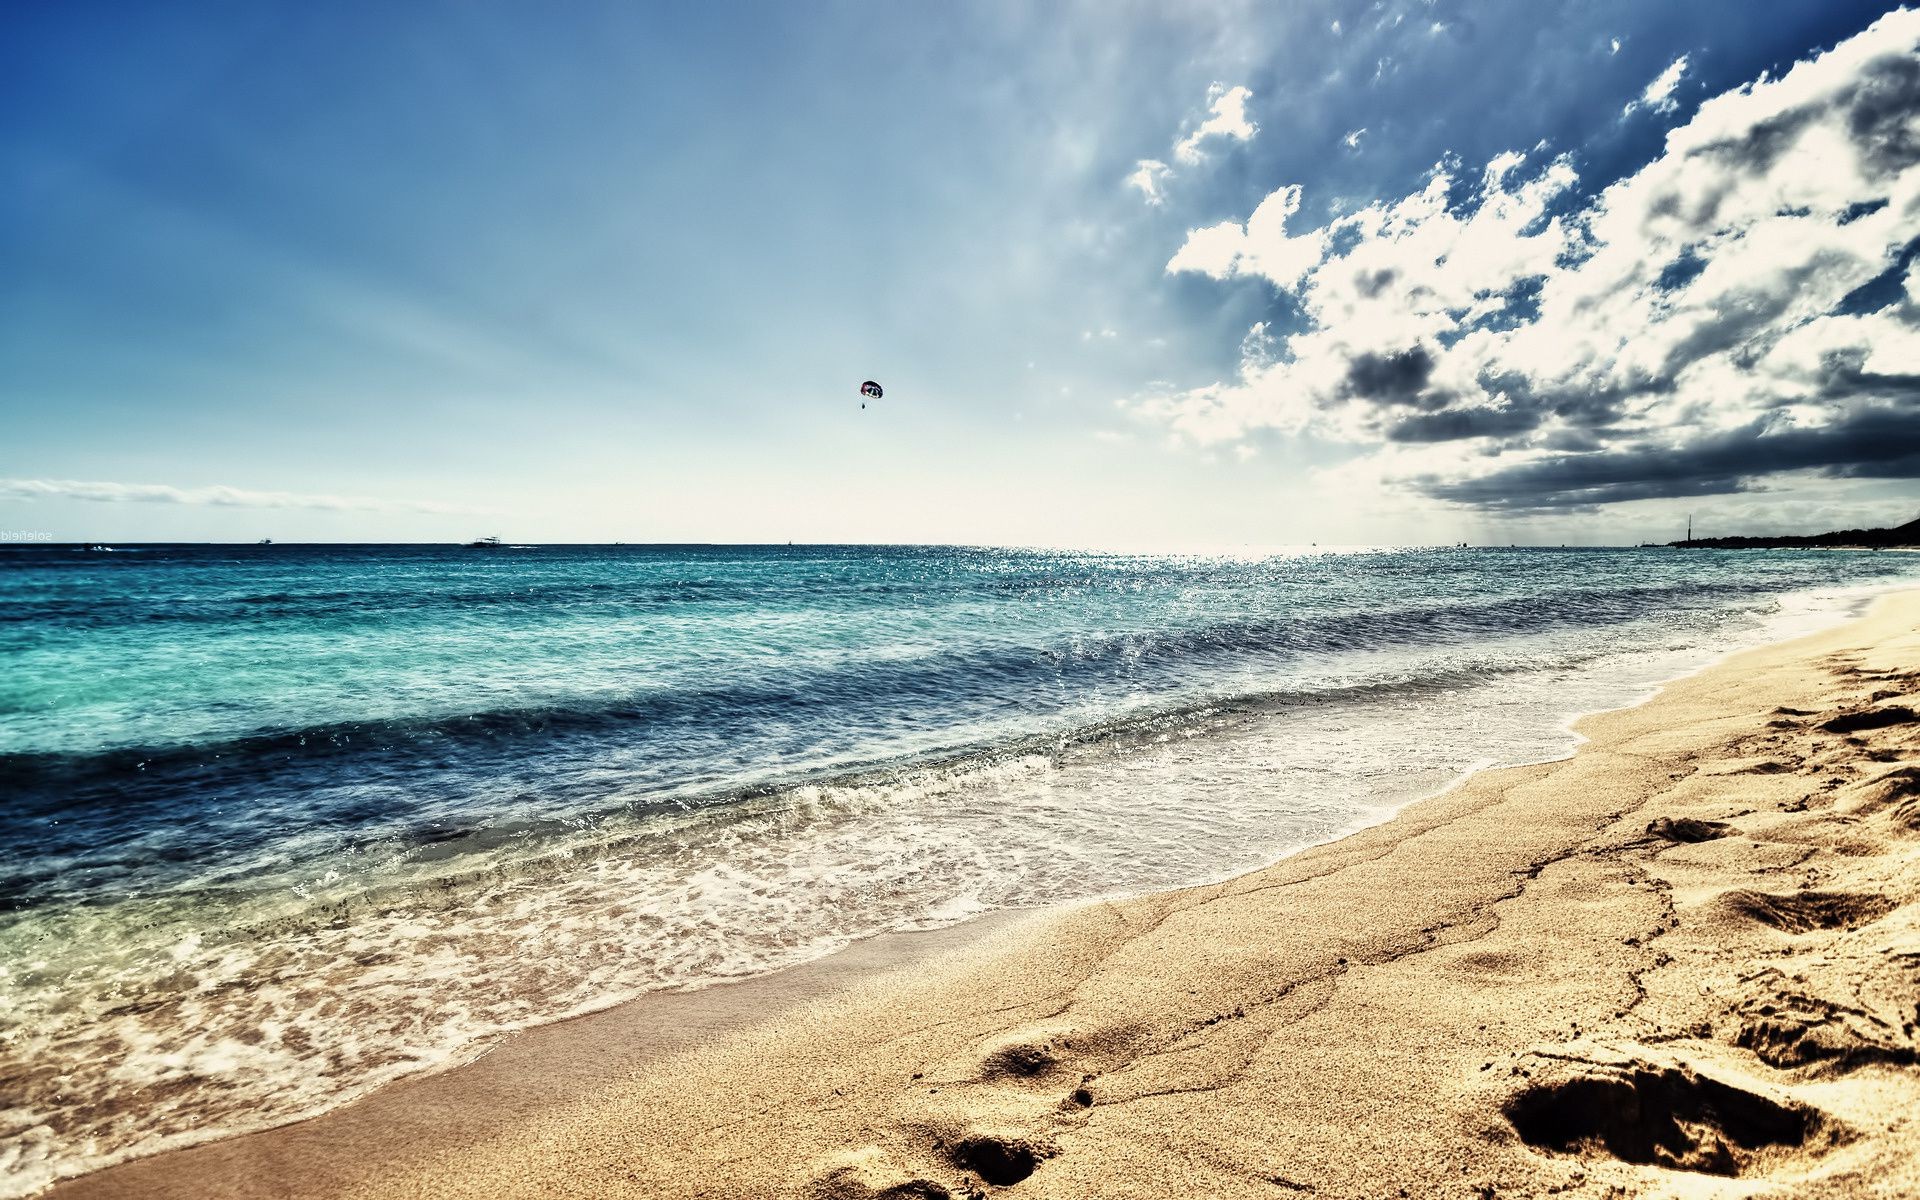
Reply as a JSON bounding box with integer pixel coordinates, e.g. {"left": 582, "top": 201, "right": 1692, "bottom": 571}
{"left": 1128, "top": 83, "right": 1258, "bottom": 206}
{"left": 1239, "top": 321, "right": 1279, "bottom": 367}
{"left": 0, "top": 478, "right": 475, "bottom": 513}
{"left": 1137, "top": 10, "right": 1920, "bottom": 512}
{"left": 1126, "top": 158, "right": 1173, "bottom": 205}
{"left": 1610, "top": 37, "right": 1622, "bottom": 55}
{"left": 1344, "top": 128, "right": 1367, "bottom": 149}
{"left": 1173, "top": 84, "right": 1257, "bottom": 165}
{"left": 1163, "top": 184, "right": 1327, "bottom": 288}
{"left": 1624, "top": 53, "right": 1690, "bottom": 116}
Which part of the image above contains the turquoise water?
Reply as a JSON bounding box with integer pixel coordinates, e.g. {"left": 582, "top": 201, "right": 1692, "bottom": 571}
{"left": 2, "top": 543, "right": 1916, "bottom": 1192}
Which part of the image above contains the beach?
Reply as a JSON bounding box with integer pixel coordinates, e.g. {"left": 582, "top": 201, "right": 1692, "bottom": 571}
{"left": 46, "top": 589, "right": 1920, "bottom": 1198}
{"left": 11, "top": 2, "right": 1920, "bottom": 1192}
{"left": 16, "top": 544, "right": 1916, "bottom": 1198}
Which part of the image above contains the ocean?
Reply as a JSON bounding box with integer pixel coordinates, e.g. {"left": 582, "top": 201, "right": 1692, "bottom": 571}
{"left": 3, "top": 542, "right": 1916, "bottom": 1192}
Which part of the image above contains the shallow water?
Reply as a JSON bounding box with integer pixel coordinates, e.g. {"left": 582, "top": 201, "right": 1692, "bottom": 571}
{"left": 3, "top": 543, "right": 1916, "bottom": 1193}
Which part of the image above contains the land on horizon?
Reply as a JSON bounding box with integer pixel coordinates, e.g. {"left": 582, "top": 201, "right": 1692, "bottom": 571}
{"left": 1672, "top": 515, "right": 1920, "bottom": 550}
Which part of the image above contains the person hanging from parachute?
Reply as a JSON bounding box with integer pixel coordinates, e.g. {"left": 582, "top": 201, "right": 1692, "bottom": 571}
{"left": 860, "top": 380, "right": 882, "bottom": 410}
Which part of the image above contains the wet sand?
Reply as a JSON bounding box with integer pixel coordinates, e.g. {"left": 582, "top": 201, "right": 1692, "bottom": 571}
{"left": 54, "top": 592, "right": 1920, "bottom": 1199}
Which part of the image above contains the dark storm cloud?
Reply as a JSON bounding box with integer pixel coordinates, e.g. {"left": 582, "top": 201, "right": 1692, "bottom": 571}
{"left": 1814, "top": 344, "right": 1920, "bottom": 397}
{"left": 1477, "top": 368, "right": 1644, "bottom": 431}
{"left": 1415, "top": 405, "right": 1920, "bottom": 510}
{"left": 1385, "top": 405, "right": 1542, "bottom": 443}
{"left": 1844, "top": 52, "right": 1920, "bottom": 173}
{"left": 1342, "top": 345, "right": 1439, "bottom": 407}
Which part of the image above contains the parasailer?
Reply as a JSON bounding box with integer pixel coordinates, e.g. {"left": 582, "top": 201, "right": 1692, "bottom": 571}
{"left": 860, "top": 380, "right": 882, "bottom": 409}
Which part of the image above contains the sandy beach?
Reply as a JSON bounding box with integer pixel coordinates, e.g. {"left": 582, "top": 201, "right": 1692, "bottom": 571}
{"left": 52, "top": 590, "right": 1920, "bottom": 1199}
{"left": 13, "top": 4, "right": 1920, "bottom": 1194}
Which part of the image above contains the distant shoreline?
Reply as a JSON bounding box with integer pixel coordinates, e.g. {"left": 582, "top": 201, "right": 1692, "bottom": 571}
{"left": 1670, "top": 515, "right": 1920, "bottom": 550}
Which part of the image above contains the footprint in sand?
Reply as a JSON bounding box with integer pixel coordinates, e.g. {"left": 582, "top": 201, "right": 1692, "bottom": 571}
{"left": 808, "top": 1149, "right": 962, "bottom": 1200}
{"left": 1819, "top": 705, "right": 1919, "bottom": 735}
{"left": 812, "top": 1173, "right": 959, "bottom": 1200}
{"left": 1845, "top": 767, "right": 1920, "bottom": 832}
{"left": 1718, "top": 888, "right": 1898, "bottom": 933}
{"left": 882, "top": 1023, "right": 1138, "bottom": 1193}
{"left": 978, "top": 1038, "right": 1063, "bottom": 1080}
{"left": 942, "top": 1132, "right": 1053, "bottom": 1187}
{"left": 1503, "top": 1055, "right": 1841, "bottom": 1177}
{"left": 1734, "top": 988, "right": 1919, "bottom": 1073}
{"left": 1647, "top": 816, "right": 1734, "bottom": 843}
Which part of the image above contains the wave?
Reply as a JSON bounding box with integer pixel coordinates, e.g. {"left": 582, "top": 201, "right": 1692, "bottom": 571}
{"left": 2, "top": 574, "right": 1780, "bottom": 820}
{"left": 0, "top": 614, "right": 1724, "bottom": 917}
{"left": 4, "top": 572, "right": 1774, "bottom": 764}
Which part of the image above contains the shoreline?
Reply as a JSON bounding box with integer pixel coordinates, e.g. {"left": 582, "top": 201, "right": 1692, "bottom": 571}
{"left": 43, "top": 911, "right": 1043, "bottom": 1200}
{"left": 48, "top": 589, "right": 1920, "bottom": 1198}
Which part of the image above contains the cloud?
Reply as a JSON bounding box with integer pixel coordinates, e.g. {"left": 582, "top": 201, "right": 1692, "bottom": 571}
{"left": 1625, "top": 54, "right": 1690, "bottom": 117}
{"left": 1173, "top": 84, "right": 1257, "bottom": 165}
{"left": 1610, "top": 37, "right": 1622, "bottom": 55}
{"left": 1344, "top": 128, "right": 1367, "bottom": 150}
{"left": 1136, "top": 10, "right": 1920, "bottom": 513}
{"left": 1127, "top": 83, "right": 1258, "bottom": 206}
{"left": 1126, "top": 158, "right": 1173, "bottom": 205}
{"left": 1162, "top": 183, "right": 1329, "bottom": 287}
{"left": 0, "top": 478, "right": 477, "bottom": 513}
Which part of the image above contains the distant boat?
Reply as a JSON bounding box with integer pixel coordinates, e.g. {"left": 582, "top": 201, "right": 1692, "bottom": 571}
{"left": 83, "top": 544, "right": 113, "bottom": 552}
{"left": 464, "top": 536, "right": 504, "bottom": 549}
{"left": 257, "top": 538, "right": 273, "bottom": 545}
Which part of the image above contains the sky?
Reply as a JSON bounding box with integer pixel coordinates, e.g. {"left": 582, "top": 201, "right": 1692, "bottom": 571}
{"left": 3, "top": 0, "right": 1918, "bottom": 546}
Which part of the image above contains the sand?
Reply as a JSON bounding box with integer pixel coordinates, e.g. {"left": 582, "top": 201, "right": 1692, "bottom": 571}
{"left": 52, "top": 592, "right": 1920, "bottom": 1200}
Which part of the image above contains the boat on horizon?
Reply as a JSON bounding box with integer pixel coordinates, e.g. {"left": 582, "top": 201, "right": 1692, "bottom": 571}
{"left": 464, "top": 536, "right": 504, "bottom": 549}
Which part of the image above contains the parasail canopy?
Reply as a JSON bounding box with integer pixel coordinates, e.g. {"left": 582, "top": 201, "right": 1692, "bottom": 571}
{"left": 859, "top": 380, "right": 883, "bottom": 400}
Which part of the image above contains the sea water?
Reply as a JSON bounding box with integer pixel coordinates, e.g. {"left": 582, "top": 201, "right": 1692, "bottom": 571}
{"left": 3, "top": 543, "right": 1917, "bottom": 1192}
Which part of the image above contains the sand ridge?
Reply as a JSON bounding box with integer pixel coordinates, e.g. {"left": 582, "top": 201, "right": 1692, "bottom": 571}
{"left": 51, "top": 593, "right": 1920, "bottom": 1199}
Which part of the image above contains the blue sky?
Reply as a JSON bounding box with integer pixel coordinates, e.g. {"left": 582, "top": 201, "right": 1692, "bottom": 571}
{"left": 3, "top": 0, "right": 1916, "bottom": 545}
